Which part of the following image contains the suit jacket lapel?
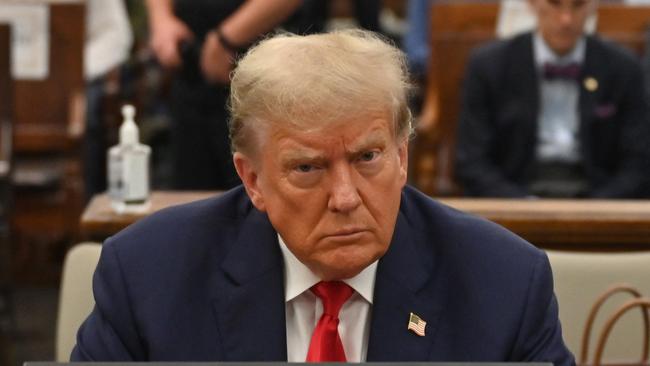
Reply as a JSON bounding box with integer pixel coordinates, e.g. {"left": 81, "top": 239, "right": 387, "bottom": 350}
{"left": 367, "top": 211, "right": 442, "bottom": 361}
{"left": 578, "top": 36, "right": 602, "bottom": 157}
{"left": 211, "top": 208, "right": 287, "bottom": 361}
{"left": 509, "top": 33, "right": 541, "bottom": 174}
{"left": 512, "top": 33, "right": 540, "bottom": 133}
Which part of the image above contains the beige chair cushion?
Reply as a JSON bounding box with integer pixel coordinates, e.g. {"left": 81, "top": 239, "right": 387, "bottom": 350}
{"left": 55, "top": 242, "right": 102, "bottom": 362}
{"left": 547, "top": 250, "right": 650, "bottom": 363}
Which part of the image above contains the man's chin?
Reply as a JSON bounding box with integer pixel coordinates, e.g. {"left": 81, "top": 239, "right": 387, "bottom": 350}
{"left": 549, "top": 36, "right": 581, "bottom": 56}
{"left": 316, "top": 265, "right": 365, "bottom": 281}
{"left": 310, "top": 251, "right": 383, "bottom": 281}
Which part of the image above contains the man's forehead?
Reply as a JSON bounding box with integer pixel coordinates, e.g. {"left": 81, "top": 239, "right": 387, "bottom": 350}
{"left": 269, "top": 118, "right": 394, "bottom": 155}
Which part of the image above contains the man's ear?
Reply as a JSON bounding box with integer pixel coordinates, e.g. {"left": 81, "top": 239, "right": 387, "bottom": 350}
{"left": 233, "top": 152, "right": 266, "bottom": 212}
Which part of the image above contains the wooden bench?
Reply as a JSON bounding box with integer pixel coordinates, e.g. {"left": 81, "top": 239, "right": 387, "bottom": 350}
{"left": 80, "top": 191, "right": 650, "bottom": 251}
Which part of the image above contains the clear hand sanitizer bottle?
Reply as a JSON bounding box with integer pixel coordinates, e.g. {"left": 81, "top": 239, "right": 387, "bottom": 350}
{"left": 108, "top": 104, "right": 151, "bottom": 214}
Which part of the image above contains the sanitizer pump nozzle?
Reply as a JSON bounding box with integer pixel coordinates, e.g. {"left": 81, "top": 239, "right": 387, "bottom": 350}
{"left": 119, "top": 104, "right": 139, "bottom": 145}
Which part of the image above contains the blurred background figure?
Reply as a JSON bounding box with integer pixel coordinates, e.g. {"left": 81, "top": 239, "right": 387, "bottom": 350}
{"left": 83, "top": 0, "right": 133, "bottom": 202}
{"left": 285, "top": 0, "right": 383, "bottom": 34}
{"left": 403, "top": 0, "right": 431, "bottom": 82}
{"left": 144, "top": 0, "right": 302, "bottom": 190}
{"left": 454, "top": 0, "right": 650, "bottom": 198}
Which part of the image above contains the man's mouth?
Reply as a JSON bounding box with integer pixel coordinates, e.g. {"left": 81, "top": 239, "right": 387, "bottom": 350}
{"left": 324, "top": 227, "right": 369, "bottom": 241}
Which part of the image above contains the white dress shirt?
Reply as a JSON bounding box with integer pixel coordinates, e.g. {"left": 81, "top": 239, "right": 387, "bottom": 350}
{"left": 533, "top": 32, "right": 586, "bottom": 163}
{"left": 85, "top": 0, "right": 133, "bottom": 80}
{"left": 278, "top": 235, "right": 377, "bottom": 362}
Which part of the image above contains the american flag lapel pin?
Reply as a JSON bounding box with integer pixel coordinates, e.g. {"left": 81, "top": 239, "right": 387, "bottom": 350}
{"left": 407, "top": 312, "right": 426, "bottom": 336}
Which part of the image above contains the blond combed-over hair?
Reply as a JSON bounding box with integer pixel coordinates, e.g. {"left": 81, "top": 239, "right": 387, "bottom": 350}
{"left": 228, "top": 29, "right": 413, "bottom": 154}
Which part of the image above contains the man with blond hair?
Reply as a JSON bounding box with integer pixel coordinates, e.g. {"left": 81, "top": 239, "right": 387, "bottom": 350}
{"left": 72, "top": 30, "right": 574, "bottom": 365}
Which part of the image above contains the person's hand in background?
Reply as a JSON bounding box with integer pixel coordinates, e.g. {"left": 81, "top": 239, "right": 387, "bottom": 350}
{"left": 147, "top": 0, "right": 193, "bottom": 68}
{"left": 201, "top": 30, "right": 235, "bottom": 84}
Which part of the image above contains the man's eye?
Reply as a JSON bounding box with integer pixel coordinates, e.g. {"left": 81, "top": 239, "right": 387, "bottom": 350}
{"left": 359, "top": 151, "right": 378, "bottom": 162}
{"left": 295, "top": 164, "right": 314, "bottom": 173}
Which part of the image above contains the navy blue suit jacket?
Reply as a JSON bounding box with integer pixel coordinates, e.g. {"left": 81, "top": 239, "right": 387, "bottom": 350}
{"left": 72, "top": 185, "right": 574, "bottom": 365}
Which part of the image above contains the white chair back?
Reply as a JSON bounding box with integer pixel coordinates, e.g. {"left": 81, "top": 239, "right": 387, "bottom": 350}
{"left": 55, "top": 242, "right": 102, "bottom": 361}
{"left": 547, "top": 250, "right": 650, "bottom": 363}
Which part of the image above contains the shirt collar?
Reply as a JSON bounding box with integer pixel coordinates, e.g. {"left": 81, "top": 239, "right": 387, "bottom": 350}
{"left": 278, "top": 234, "right": 377, "bottom": 304}
{"left": 534, "top": 31, "right": 586, "bottom": 69}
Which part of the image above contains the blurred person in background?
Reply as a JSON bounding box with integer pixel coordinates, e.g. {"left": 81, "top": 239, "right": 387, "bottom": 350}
{"left": 144, "top": 0, "right": 302, "bottom": 190}
{"left": 455, "top": 0, "right": 650, "bottom": 198}
{"left": 286, "top": 0, "right": 383, "bottom": 35}
{"left": 403, "top": 0, "right": 432, "bottom": 81}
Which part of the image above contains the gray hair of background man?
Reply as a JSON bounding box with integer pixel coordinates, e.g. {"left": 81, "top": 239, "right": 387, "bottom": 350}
{"left": 228, "top": 29, "right": 414, "bottom": 155}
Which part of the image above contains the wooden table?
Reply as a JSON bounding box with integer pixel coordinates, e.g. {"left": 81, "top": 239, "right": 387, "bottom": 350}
{"left": 438, "top": 198, "right": 650, "bottom": 250}
{"left": 80, "top": 191, "right": 219, "bottom": 240}
{"left": 80, "top": 192, "right": 650, "bottom": 250}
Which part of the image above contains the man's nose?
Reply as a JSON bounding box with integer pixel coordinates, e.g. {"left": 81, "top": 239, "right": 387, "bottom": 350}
{"left": 327, "top": 164, "right": 362, "bottom": 213}
{"left": 558, "top": 9, "right": 574, "bottom": 26}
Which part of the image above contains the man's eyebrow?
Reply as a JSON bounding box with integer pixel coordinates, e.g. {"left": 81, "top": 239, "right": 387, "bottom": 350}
{"left": 278, "top": 149, "right": 325, "bottom": 163}
{"left": 348, "top": 132, "right": 389, "bottom": 154}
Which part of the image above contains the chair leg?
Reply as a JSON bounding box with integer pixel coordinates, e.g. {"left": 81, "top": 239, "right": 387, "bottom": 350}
{"left": 0, "top": 222, "right": 15, "bottom": 335}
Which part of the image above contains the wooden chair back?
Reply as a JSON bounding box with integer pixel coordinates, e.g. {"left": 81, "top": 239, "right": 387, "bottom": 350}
{"left": 4, "top": 1, "right": 86, "bottom": 284}
{"left": 597, "top": 5, "right": 650, "bottom": 54}
{"left": 412, "top": 2, "right": 498, "bottom": 195}
{"left": 13, "top": 2, "right": 85, "bottom": 153}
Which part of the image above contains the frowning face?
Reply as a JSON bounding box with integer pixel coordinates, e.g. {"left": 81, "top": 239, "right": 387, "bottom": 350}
{"left": 234, "top": 112, "right": 408, "bottom": 280}
{"left": 529, "top": 0, "right": 595, "bottom": 56}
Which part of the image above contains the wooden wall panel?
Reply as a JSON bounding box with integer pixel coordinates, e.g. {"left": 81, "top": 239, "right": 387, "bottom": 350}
{"left": 13, "top": 3, "right": 84, "bottom": 153}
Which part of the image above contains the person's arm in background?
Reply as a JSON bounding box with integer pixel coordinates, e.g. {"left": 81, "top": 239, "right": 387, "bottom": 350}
{"left": 145, "top": 0, "right": 193, "bottom": 68}
{"left": 200, "top": 0, "right": 303, "bottom": 84}
{"left": 589, "top": 58, "right": 650, "bottom": 198}
{"left": 403, "top": 0, "right": 431, "bottom": 79}
{"left": 85, "top": 0, "right": 133, "bottom": 81}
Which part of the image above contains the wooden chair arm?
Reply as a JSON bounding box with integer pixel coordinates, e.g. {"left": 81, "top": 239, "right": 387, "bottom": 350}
{"left": 581, "top": 284, "right": 649, "bottom": 365}
{"left": 67, "top": 88, "right": 85, "bottom": 140}
{"left": 417, "top": 87, "right": 440, "bottom": 138}
{"left": 593, "top": 298, "right": 650, "bottom": 366}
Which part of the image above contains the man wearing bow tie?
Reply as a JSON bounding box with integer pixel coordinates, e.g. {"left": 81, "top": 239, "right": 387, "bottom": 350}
{"left": 71, "top": 30, "right": 574, "bottom": 365}
{"left": 455, "top": 0, "right": 650, "bottom": 198}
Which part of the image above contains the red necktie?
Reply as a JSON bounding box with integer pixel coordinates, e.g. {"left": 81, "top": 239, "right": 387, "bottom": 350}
{"left": 306, "top": 281, "right": 354, "bottom": 362}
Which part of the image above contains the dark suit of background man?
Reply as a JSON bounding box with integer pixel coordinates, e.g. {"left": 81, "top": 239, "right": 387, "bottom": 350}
{"left": 455, "top": 0, "right": 650, "bottom": 198}
{"left": 71, "top": 30, "right": 574, "bottom": 365}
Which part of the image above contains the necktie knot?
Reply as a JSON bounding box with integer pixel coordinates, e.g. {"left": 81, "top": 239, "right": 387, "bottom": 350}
{"left": 311, "top": 281, "right": 354, "bottom": 317}
{"left": 543, "top": 62, "right": 581, "bottom": 81}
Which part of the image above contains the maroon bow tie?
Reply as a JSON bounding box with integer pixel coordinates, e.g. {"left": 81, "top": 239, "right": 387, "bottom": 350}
{"left": 543, "top": 62, "right": 581, "bottom": 81}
